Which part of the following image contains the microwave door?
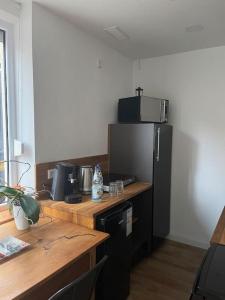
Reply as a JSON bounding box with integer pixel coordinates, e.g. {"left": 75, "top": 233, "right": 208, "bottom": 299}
{"left": 140, "top": 96, "right": 162, "bottom": 122}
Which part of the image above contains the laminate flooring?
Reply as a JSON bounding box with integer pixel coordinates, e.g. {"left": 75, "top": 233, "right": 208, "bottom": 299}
{"left": 128, "top": 240, "right": 206, "bottom": 300}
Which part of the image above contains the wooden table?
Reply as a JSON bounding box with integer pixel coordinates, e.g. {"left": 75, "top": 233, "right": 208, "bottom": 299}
{"left": 211, "top": 207, "right": 225, "bottom": 245}
{"left": 0, "top": 217, "right": 108, "bottom": 300}
{"left": 41, "top": 182, "right": 152, "bottom": 229}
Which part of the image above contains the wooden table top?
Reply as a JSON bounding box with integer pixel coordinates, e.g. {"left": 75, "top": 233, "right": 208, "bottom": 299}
{"left": 211, "top": 207, "right": 225, "bottom": 245}
{"left": 41, "top": 182, "right": 152, "bottom": 219}
{"left": 0, "top": 217, "right": 108, "bottom": 300}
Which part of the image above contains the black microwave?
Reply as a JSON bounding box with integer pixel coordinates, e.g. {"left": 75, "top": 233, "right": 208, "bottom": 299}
{"left": 118, "top": 96, "right": 169, "bottom": 123}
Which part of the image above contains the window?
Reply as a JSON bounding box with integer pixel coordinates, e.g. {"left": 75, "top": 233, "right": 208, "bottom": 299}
{"left": 0, "top": 19, "right": 17, "bottom": 205}
{"left": 0, "top": 29, "right": 8, "bottom": 187}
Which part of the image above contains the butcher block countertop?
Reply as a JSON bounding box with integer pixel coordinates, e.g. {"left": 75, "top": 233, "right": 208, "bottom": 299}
{"left": 41, "top": 182, "right": 152, "bottom": 229}
{"left": 0, "top": 217, "right": 108, "bottom": 300}
{"left": 211, "top": 207, "right": 225, "bottom": 246}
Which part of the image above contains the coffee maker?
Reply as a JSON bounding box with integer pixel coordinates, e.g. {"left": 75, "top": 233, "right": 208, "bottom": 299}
{"left": 52, "top": 162, "right": 82, "bottom": 203}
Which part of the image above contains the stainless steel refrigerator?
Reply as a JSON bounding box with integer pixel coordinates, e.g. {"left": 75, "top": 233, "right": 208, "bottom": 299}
{"left": 108, "top": 123, "right": 173, "bottom": 243}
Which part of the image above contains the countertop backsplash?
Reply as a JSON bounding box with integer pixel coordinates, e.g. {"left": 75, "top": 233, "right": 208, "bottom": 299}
{"left": 36, "top": 154, "right": 109, "bottom": 199}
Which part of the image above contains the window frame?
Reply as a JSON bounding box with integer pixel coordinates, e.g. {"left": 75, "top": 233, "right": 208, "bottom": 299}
{"left": 0, "top": 17, "right": 19, "bottom": 187}
{"left": 0, "top": 14, "right": 19, "bottom": 212}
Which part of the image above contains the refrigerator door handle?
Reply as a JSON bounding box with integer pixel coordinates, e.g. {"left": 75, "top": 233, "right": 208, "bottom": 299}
{"left": 156, "top": 128, "right": 160, "bottom": 162}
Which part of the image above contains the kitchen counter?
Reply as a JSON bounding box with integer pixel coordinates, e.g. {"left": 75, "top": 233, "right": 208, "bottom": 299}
{"left": 211, "top": 207, "right": 225, "bottom": 245}
{"left": 41, "top": 182, "right": 152, "bottom": 229}
{"left": 0, "top": 217, "right": 108, "bottom": 300}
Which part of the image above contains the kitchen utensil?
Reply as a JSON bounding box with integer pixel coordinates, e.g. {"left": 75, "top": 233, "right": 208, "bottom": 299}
{"left": 52, "top": 163, "right": 81, "bottom": 201}
{"left": 79, "top": 165, "right": 93, "bottom": 195}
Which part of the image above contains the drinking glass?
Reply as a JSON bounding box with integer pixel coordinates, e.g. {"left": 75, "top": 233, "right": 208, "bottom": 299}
{"left": 115, "top": 180, "right": 124, "bottom": 194}
{"left": 109, "top": 182, "right": 118, "bottom": 197}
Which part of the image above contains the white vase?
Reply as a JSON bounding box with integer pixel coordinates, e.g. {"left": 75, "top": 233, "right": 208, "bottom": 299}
{"left": 13, "top": 205, "right": 29, "bottom": 230}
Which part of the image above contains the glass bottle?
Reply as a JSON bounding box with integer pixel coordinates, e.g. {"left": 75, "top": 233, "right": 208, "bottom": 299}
{"left": 91, "top": 164, "right": 103, "bottom": 202}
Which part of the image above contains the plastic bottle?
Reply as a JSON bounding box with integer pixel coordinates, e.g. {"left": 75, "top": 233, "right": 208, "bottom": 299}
{"left": 91, "top": 164, "right": 103, "bottom": 202}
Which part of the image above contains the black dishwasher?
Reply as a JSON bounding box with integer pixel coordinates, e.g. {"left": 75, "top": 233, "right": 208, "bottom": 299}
{"left": 95, "top": 201, "right": 132, "bottom": 300}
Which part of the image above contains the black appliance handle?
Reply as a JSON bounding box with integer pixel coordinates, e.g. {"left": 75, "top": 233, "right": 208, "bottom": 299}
{"left": 122, "top": 201, "right": 133, "bottom": 211}
{"left": 100, "top": 207, "right": 123, "bottom": 226}
{"left": 100, "top": 202, "right": 132, "bottom": 224}
{"left": 156, "top": 127, "right": 160, "bottom": 162}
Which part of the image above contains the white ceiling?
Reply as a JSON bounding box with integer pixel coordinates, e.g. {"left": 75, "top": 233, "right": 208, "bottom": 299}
{"left": 28, "top": 0, "right": 225, "bottom": 58}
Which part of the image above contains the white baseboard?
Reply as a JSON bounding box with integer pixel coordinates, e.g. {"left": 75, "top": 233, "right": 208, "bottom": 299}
{"left": 168, "top": 234, "right": 209, "bottom": 250}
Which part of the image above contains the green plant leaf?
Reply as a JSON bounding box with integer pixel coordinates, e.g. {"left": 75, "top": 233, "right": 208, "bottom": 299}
{"left": 0, "top": 186, "right": 24, "bottom": 199}
{"left": 19, "top": 195, "right": 40, "bottom": 225}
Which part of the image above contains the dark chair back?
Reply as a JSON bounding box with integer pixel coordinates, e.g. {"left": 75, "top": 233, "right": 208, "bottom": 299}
{"left": 48, "top": 256, "right": 107, "bottom": 300}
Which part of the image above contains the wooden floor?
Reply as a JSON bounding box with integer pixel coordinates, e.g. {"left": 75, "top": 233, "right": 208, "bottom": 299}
{"left": 128, "top": 240, "right": 206, "bottom": 300}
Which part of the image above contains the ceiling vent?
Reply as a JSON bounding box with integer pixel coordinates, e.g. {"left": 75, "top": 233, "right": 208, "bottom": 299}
{"left": 104, "top": 26, "right": 129, "bottom": 40}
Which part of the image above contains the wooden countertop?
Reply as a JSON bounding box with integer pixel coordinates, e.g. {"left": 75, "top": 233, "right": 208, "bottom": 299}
{"left": 0, "top": 217, "right": 108, "bottom": 300}
{"left": 211, "top": 207, "right": 225, "bottom": 245}
{"left": 40, "top": 182, "right": 152, "bottom": 229}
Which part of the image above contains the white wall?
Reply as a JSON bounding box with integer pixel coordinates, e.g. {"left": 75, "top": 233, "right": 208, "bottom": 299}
{"left": 133, "top": 46, "right": 225, "bottom": 248}
{"left": 32, "top": 3, "right": 132, "bottom": 164}
{"left": 0, "top": 0, "right": 20, "bottom": 18}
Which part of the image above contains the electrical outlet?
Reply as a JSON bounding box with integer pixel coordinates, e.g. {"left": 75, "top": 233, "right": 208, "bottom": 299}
{"left": 47, "top": 169, "right": 55, "bottom": 180}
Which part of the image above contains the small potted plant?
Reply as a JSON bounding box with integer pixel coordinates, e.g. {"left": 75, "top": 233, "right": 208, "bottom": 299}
{"left": 0, "top": 185, "right": 40, "bottom": 230}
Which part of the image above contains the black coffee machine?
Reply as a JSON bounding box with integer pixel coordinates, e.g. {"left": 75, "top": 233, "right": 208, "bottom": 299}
{"left": 52, "top": 162, "right": 82, "bottom": 203}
